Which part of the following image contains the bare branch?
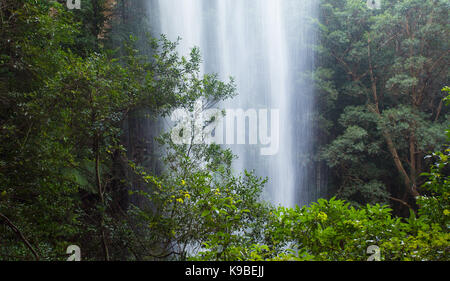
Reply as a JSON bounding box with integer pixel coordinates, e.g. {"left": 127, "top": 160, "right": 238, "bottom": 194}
{"left": 0, "top": 212, "right": 40, "bottom": 260}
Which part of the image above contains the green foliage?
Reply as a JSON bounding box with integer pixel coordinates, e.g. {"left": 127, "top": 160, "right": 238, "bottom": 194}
{"left": 0, "top": 0, "right": 236, "bottom": 260}
{"left": 0, "top": 0, "right": 85, "bottom": 260}
{"left": 315, "top": 0, "right": 449, "bottom": 209}
{"left": 122, "top": 134, "right": 269, "bottom": 260}
{"left": 265, "top": 199, "right": 402, "bottom": 261}
{"left": 201, "top": 196, "right": 448, "bottom": 261}
{"left": 322, "top": 125, "right": 372, "bottom": 167}
{"left": 417, "top": 129, "right": 449, "bottom": 231}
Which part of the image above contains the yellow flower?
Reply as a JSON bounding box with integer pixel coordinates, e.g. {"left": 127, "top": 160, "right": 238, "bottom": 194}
{"left": 176, "top": 198, "right": 184, "bottom": 204}
{"left": 444, "top": 209, "right": 450, "bottom": 216}
{"left": 181, "top": 180, "right": 186, "bottom": 186}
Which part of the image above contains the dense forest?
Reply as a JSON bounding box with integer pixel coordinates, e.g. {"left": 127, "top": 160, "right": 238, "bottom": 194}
{"left": 0, "top": 0, "right": 448, "bottom": 261}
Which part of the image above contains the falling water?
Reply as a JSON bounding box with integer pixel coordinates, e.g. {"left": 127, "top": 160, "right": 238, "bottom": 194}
{"left": 147, "top": 0, "right": 318, "bottom": 207}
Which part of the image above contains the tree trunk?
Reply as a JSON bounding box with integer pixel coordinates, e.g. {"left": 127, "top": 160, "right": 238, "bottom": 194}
{"left": 409, "top": 134, "right": 420, "bottom": 197}
{"left": 367, "top": 36, "right": 419, "bottom": 200}
{"left": 94, "top": 134, "right": 110, "bottom": 261}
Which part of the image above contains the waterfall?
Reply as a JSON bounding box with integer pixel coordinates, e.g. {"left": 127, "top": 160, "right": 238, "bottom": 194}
{"left": 147, "top": 0, "right": 318, "bottom": 207}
